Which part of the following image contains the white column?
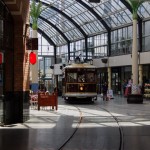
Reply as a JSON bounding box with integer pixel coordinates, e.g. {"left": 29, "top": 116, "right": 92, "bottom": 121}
{"left": 132, "top": 19, "right": 138, "bottom": 94}
{"left": 107, "top": 67, "right": 111, "bottom": 90}
{"left": 31, "top": 30, "right": 38, "bottom": 93}
{"left": 139, "top": 64, "right": 143, "bottom": 85}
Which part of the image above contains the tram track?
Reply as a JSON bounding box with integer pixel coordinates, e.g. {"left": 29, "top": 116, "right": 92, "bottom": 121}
{"left": 58, "top": 106, "right": 83, "bottom": 150}
{"left": 99, "top": 106, "right": 124, "bottom": 150}
{"left": 58, "top": 103, "right": 124, "bottom": 150}
{"left": 1, "top": 98, "right": 150, "bottom": 150}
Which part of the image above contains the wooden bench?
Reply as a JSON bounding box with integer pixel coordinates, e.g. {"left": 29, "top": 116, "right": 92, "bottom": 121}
{"left": 38, "top": 93, "right": 58, "bottom": 110}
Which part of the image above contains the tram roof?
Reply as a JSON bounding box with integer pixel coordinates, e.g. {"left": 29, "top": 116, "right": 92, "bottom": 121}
{"left": 64, "top": 63, "right": 97, "bottom": 69}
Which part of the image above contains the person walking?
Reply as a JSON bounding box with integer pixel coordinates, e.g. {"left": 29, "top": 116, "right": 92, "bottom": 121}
{"left": 102, "top": 82, "right": 108, "bottom": 101}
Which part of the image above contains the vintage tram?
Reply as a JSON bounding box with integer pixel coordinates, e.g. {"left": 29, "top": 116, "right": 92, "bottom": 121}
{"left": 62, "top": 61, "right": 97, "bottom": 102}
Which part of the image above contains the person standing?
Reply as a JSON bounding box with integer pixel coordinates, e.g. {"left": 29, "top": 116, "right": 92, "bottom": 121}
{"left": 102, "top": 82, "right": 108, "bottom": 101}
{"left": 123, "top": 79, "right": 128, "bottom": 95}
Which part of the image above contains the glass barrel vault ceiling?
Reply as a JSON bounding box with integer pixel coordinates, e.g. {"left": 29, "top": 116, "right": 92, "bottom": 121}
{"left": 30, "top": 0, "right": 150, "bottom": 47}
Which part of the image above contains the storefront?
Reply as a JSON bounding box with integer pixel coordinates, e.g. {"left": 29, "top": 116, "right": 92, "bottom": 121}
{"left": 97, "top": 68, "right": 107, "bottom": 94}
{"left": 98, "top": 66, "right": 133, "bottom": 95}
{"left": 143, "top": 65, "right": 150, "bottom": 83}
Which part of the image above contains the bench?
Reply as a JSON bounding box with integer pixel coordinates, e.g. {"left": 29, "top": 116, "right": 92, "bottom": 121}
{"left": 38, "top": 93, "right": 58, "bottom": 110}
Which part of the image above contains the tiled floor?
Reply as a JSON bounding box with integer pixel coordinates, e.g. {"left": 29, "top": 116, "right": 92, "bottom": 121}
{"left": 0, "top": 95, "right": 150, "bottom": 150}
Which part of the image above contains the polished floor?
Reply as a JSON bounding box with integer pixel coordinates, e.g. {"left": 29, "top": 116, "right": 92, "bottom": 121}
{"left": 0, "top": 95, "right": 150, "bottom": 150}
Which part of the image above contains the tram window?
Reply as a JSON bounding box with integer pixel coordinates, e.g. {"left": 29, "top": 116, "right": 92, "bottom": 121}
{"left": 67, "top": 73, "right": 77, "bottom": 82}
{"left": 78, "top": 69, "right": 86, "bottom": 82}
{"left": 78, "top": 74, "right": 85, "bottom": 82}
{"left": 87, "top": 72, "right": 95, "bottom": 82}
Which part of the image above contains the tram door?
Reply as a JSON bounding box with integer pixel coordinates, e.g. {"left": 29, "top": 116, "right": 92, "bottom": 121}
{"left": 0, "top": 63, "right": 4, "bottom": 124}
{"left": 112, "top": 68, "right": 121, "bottom": 94}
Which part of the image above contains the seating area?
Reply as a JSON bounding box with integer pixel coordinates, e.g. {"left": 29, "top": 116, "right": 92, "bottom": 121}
{"left": 38, "top": 92, "right": 58, "bottom": 110}
{"left": 30, "top": 94, "right": 38, "bottom": 109}
{"left": 30, "top": 92, "right": 58, "bottom": 110}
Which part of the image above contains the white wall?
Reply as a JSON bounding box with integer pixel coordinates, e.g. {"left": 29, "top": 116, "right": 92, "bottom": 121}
{"left": 93, "top": 51, "right": 150, "bottom": 68}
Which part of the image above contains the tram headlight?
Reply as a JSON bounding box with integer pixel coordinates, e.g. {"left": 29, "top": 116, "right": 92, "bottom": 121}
{"left": 80, "top": 86, "right": 84, "bottom": 91}
{"left": 79, "top": 84, "right": 84, "bottom": 91}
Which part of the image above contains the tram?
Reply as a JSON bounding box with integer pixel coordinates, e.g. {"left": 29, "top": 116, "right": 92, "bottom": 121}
{"left": 62, "top": 60, "right": 97, "bottom": 102}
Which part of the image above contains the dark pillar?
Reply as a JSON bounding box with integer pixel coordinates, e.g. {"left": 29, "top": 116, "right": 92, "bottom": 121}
{"left": 138, "top": 18, "right": 142, "bottom": 52}
{"left": 85, "top": 37, "right": 88, "bottom": 60}
{"left": 4, "top": 91, "right": 30, "bottom": 124}
{"left": 107, "top": 30, "right": 111, "bottom": 56}
{"left": 68, "top": 42, "right": 70, "bottom": 61}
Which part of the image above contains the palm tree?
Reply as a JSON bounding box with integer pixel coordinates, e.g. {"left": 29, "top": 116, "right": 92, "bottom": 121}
{"left": 30, "top": 0, "right": 47, "bottom": 93}
{"left": 30, "top": 0, "right": 44, "bottom": 30}
{"left": 125, "top": 0, "right": 148, "bottom": 95}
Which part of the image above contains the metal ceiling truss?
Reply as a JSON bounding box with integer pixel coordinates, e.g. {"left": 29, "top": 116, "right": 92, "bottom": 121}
{"left": 76, "top": 0, "right": 111, "bottom": 56}
{"left": 76, "top": 0, "right": 110, "bottom": 31}
{"left": 35, "top": 0, "right": 87, "bottom": 38}
{"left": 39, "top": 16, "right": 69, "bottom": 43}
{"left": 120, "top": 0, "right": 142, "bottom": 52}
{"left": 33, "top": 0, "right": 147, "bottom": 54}
{"left": 30, "top": 23, "right": 56, "bottom": 46}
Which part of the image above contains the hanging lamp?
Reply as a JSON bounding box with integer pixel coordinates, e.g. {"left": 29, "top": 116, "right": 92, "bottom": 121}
{"left": 29, "top": 51, "right": 36, "bottom": 65}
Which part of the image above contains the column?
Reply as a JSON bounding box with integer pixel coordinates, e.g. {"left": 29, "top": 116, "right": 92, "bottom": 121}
{"left": 107, "top": 67, "right": 111, "bottom": 90}
{"left": 131, "top": 19, "right": 139, "bottom": 94}
{"left": 139, "top": 64, "right": 143, "bottom": 85}
{"left": 31, "top": 30, "right": 38, "bottom": 93}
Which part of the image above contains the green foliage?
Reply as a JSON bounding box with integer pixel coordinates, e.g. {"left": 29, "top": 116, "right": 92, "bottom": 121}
{"left": 30, "top": 0, "right": 45, "bottom": 30}
{"left": 126, "top": 0, "right": 148, "bottom": 19}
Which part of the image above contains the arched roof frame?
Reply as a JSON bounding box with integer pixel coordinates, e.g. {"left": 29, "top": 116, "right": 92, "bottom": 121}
{"left": 120, "top": 0, "right": 142, "bottom": 51}
{"left": 120, "top": 0, "right": 142, "bottom": 21}
{"left": 35, "top": 0, "right": 87, "bottom": 38}
{"left": 36, "top": 17, "right": 68, "bottom": 45}
{"left": 37, "top": 28, "right": 55, "bottom": 46}
{"left": 34, "top": 0, "right": 110, "bottom": 46}
{"left": 30, "top": 23, "right": 56, "bottom": 46}
{"left": 76, "top": 0, "right": 110, "bottom": 31}
{"left": 31, "top": 0, "right": 150, "bottom": 47}
{"left": 39, "top": 16, "right": 69, "bottom": 43}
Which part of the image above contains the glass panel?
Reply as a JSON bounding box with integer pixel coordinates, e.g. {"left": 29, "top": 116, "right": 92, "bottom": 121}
{"left": 36, "top": 0, "right": 107, "bottom": 45}
{"left": 145, "top": 36, "right": 150, "bottom": 51}
{"left": 138, "top": 2, "right": 150, "bottom": 18}
{"left": 67, "top": 73, "right": 77, "bottom": 83}
{"left": 86, "top": 72, "right": 96, "bottom": 82}
{"left": 143, "top": 21, "right": 150, "bottom": 52}
{"left": 87, "top": 0, "right": 132, "bottom": 28}
{"left": 33, "top": 0, "right": 150, "bottom": 48}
